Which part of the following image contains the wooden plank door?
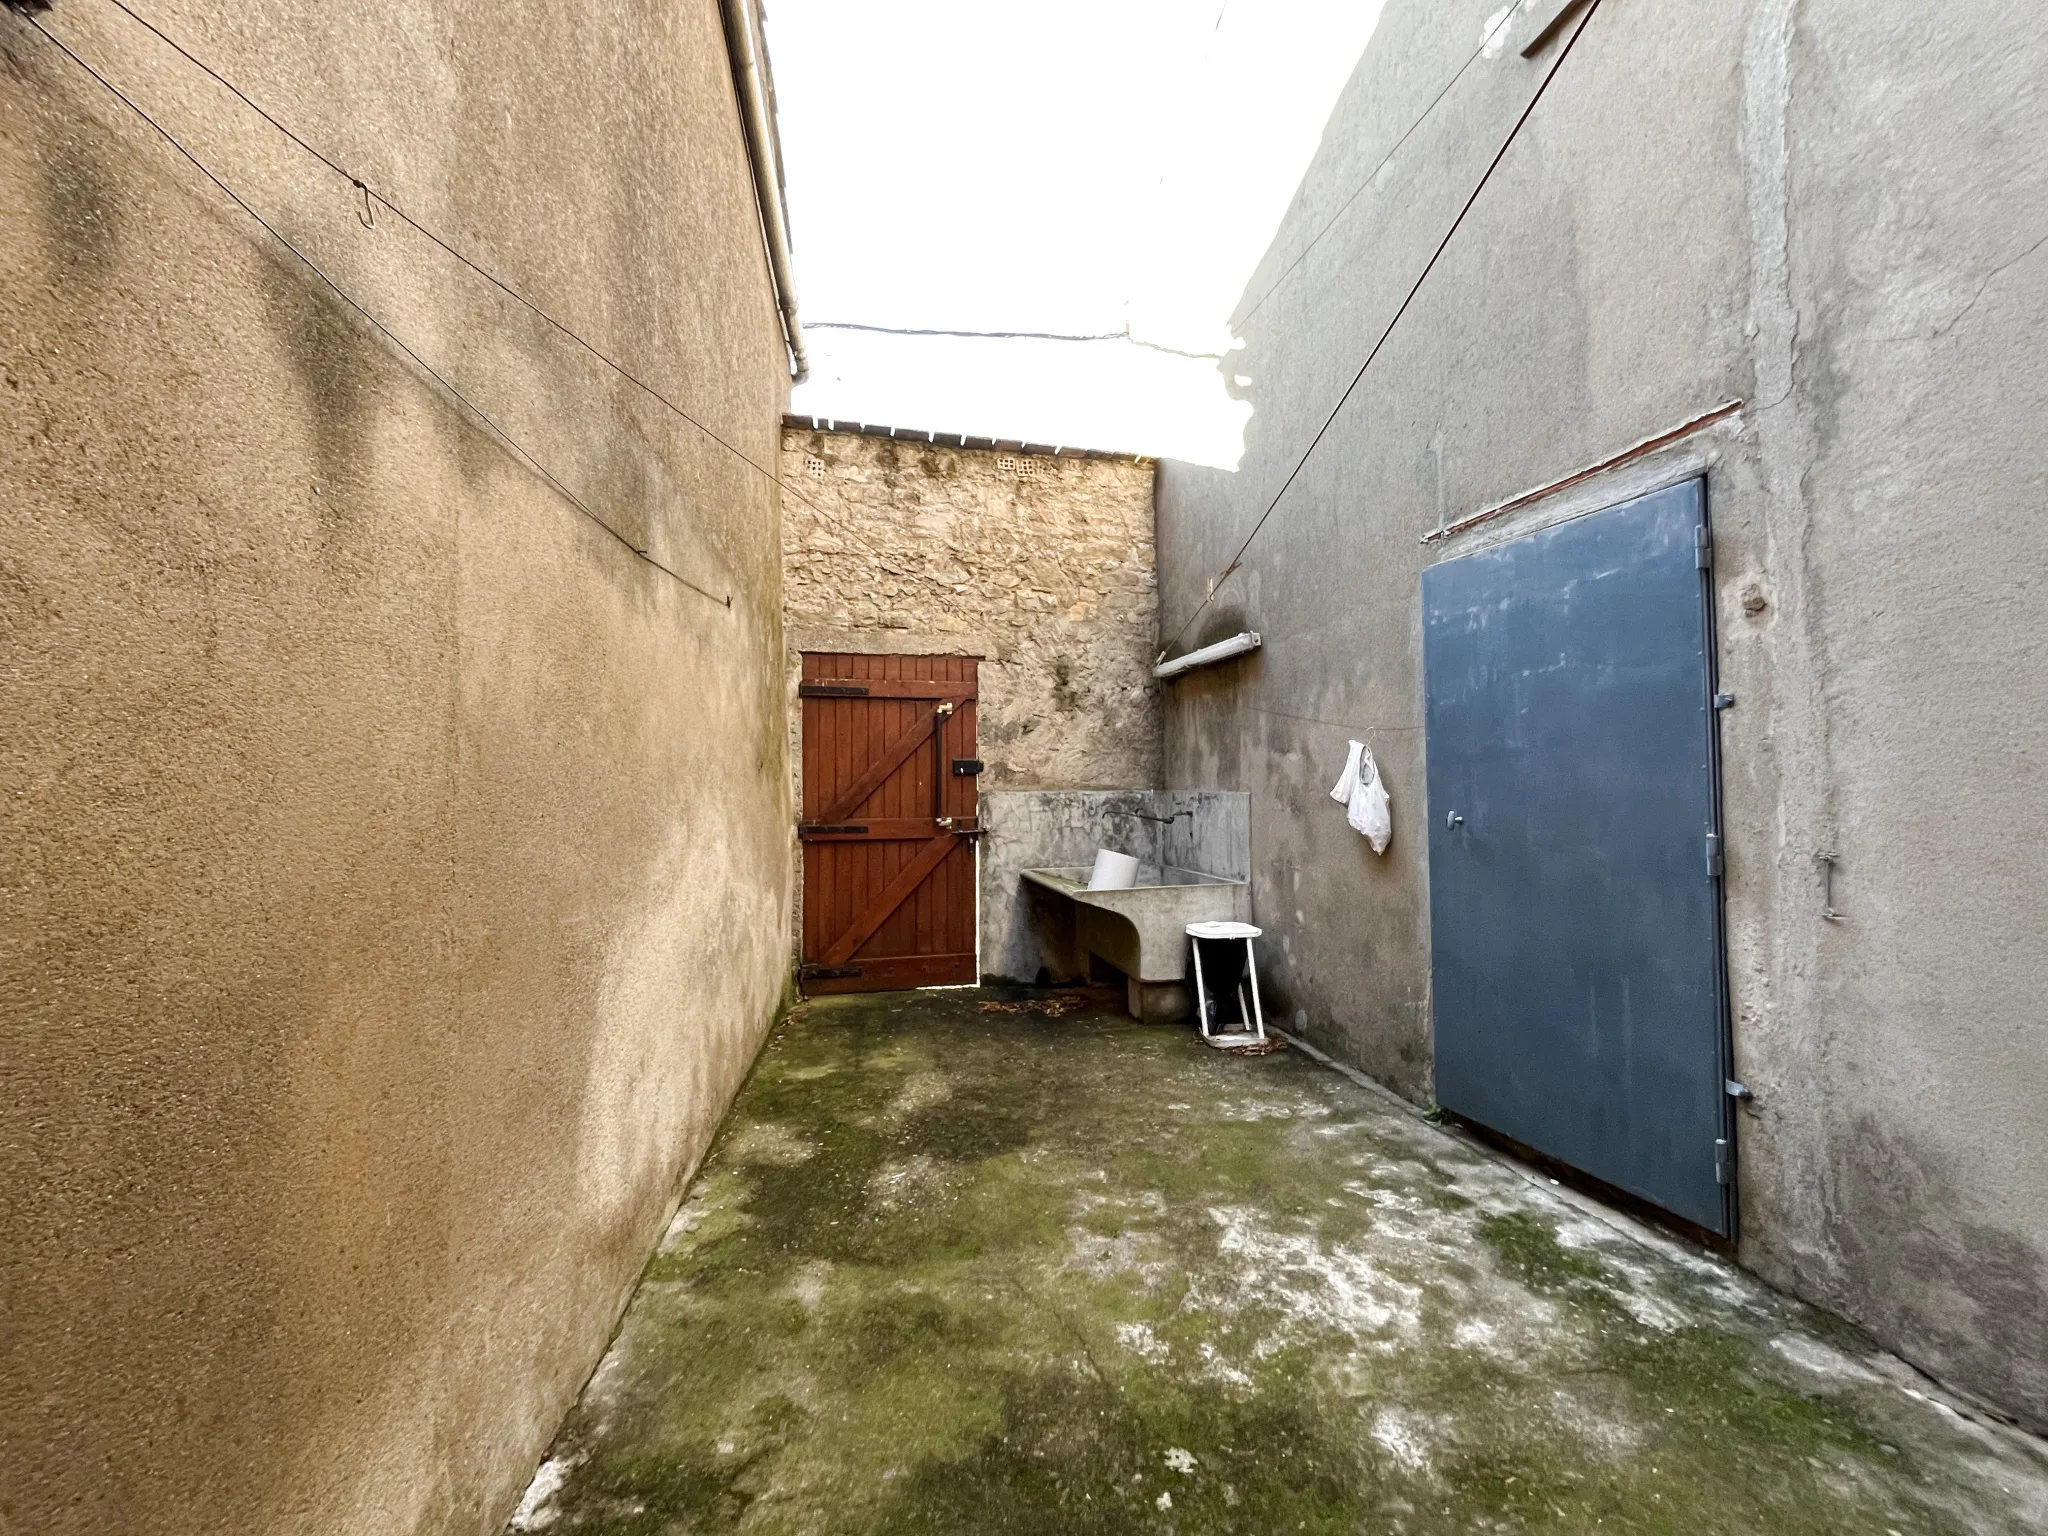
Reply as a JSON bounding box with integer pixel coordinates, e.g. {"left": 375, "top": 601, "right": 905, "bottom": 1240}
{"left": 799, "top": 653, "right": 980, "bottom": 993}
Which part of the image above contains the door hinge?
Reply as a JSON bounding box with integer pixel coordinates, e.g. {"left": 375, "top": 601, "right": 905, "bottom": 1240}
{"left": 1705, "top": 830, "right": 1724, "bottom": 878}
{"left": 1713, "top": 692, "right": 1736, "bottom": 710}
{"left": 1714, "top": 1137, "right": 1734, "bottom": 1185}
{"left": 1695, "top": 524, "right": 1713, "bottom": 570}
{"left": 951, "top": 758, "right": 984, "bottom": 776}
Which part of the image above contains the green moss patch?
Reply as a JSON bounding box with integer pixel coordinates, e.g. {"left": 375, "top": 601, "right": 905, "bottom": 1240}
{"left": 512, "top": 990, "right": 2044, "bottom": 1535}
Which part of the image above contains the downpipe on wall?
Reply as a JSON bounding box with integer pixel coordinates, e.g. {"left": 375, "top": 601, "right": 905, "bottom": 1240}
{"left": 720, "top": 0, "right": 808, "bottom": 384}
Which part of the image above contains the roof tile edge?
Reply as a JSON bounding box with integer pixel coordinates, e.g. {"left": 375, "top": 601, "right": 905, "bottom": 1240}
{"left": 781, "top": 414, "right": 1152, "bottom": 464}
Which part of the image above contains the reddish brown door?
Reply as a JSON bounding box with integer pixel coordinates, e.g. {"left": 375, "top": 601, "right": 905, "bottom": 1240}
{"left": 799, "top": 653, "right": 980, "bottom": 993}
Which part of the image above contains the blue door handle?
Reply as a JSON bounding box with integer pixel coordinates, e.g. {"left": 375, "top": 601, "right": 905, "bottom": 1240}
{"left": 1447, "top": 811, "right": 1465, "bottom": 829}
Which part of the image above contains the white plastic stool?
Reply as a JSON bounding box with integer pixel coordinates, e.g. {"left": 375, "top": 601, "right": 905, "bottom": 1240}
{"left": 1186, "top": 920, "right": 1266, "bottom": 1049}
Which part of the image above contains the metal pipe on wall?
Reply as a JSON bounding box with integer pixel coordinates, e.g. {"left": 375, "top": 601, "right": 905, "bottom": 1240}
{"left": 720, "top": 0, "right": 809, "bottom": 383}
{"left": 1153, "top": 631, "right": 1263, "bottom": 682}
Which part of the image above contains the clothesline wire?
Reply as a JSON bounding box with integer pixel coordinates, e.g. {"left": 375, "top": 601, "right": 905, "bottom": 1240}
{"left": 26, "top": 13, "right": 734, "bottom": 606}
{"left": 42, "top": 0, "right": 1602, "bottom": 614}
{"left": 1234, "top": 0, "right": 1527, "bottom": 328}
{"left": 801, "top": 5, "right": 1540, "bottom": 373}
{"left": 80, "top": 0, "right": 875, "bottom": 548}
{"left": 807, "top": 320, "right": 1227, "bottom": 362}
{"left": 1160, "top": 0, "right": 1606, "bottom": 660}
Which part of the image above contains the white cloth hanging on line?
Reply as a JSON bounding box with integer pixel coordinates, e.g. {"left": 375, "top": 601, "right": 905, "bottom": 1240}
{"left": 1329, "top": 740, "right": 1393, "bottom": 855}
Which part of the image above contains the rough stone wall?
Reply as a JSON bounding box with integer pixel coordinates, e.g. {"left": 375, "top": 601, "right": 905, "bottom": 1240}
{"left": 1153, "top": 0, "right": 2048, "bottom": 1431}
{"left": 781, "top": 427, "right": 1160, "bottom": 793}
{"left": 1, "top": 4, "right": 792, "bottom": 1534}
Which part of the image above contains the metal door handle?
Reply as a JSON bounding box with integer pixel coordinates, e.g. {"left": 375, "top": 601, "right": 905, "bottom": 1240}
{"left": 1447, "top": 812, "right": 1465, "bottom": 829}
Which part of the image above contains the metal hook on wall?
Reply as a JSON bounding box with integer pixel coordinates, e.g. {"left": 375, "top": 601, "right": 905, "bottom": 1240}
{"left": 352, "top": 178, "right": 376, "bottom": 229}
{"left": 1815, "top": 851, "right": 1842, "bottom": 921}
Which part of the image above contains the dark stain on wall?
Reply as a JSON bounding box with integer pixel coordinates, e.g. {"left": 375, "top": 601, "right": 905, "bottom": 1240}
{"left": 38, "top": 127, "right": 122, "bottom": 286}
{"left": 257, "top": 247, "right": 373, "bottom": 522}
{"left": 1193, "top": 601, "right": 1253, "bottom": 653}
{"left": 1050, "top": 656, "right": 1079, "bottom": 714}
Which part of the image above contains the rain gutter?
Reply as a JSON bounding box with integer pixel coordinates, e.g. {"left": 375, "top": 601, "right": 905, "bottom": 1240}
{"left": 720, "top": 0, "right": 808, "bottom": 383}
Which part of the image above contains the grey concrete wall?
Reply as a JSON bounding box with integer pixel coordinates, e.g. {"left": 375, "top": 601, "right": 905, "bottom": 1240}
{"left": 980, "top": 790, "right": 1249, "bottom": 982}
{"left": 1153, "top": 0, "right": 2048, "bottom": 1429}
{"left": 1, "top": 3, "right": 793, "bottom": 1534}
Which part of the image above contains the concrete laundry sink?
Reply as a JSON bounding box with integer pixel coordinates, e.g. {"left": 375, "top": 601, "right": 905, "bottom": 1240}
{"left": 1021, "top": 864, "right": 1249, "bottom": 1022}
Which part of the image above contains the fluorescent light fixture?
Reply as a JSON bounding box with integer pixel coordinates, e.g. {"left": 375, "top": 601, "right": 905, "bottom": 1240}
{"left": 1153, "top": 630, "right": 1262, "bottom": 681}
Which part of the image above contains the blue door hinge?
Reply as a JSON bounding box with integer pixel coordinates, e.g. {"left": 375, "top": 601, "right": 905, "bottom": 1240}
{"left": 1714, "top": 1137, "right": 1734, "bottom": 1185}
{"left": 1706, "top": 830, "right": 1724, "bottom": 878}
{"left": 1695, "top": 524, "right": 1713, "bottom": 570}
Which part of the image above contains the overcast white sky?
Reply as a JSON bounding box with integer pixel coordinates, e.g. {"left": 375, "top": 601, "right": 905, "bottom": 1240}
{"left": 764, "top": 1, "right": 1392, "bottom": 465}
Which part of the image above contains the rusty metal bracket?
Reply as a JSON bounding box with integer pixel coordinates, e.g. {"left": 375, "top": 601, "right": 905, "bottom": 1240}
{"left": 1422, "top": 401, "right": 1744, "bottom": 546}
{"left": 1519, "top": 0, "right": 1593, "bottom": 58}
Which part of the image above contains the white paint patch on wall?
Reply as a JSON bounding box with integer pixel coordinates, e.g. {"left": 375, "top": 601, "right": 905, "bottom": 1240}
{"left": 1480, "top": 5, "right": 1517, "bottom": 59}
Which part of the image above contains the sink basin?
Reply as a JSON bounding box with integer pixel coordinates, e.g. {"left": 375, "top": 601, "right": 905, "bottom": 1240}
{"left": 1021, "top": 865, "right": 1250, "bottom": 1021}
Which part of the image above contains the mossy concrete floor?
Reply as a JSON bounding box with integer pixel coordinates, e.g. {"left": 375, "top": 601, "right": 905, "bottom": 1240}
{"left": 509, "top": 988, "right": 2048, "bottom": 1534}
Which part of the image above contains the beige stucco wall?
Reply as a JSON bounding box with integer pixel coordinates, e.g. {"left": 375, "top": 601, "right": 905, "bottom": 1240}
{"left": 781, "top": 426, "right": 1160, "bottom": 794}
{"left": 1, "top": 4, "right": 792, "bottom": 1534}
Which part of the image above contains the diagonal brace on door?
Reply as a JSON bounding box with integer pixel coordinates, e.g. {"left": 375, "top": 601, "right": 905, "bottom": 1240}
{"left": 814, "top": 699, "right": 964, "bottom": 824}
{"left": 819, "top": 832, "right": 965, "bottom": 967}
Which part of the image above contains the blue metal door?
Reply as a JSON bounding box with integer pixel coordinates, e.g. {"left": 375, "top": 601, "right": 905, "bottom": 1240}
{"left": 1423, "top": 479, "right": 1732, "bottom": 1234}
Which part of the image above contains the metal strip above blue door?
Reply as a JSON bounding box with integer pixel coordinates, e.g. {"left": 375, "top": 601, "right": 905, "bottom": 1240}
{"left": 1423, "top": 478, "right": 1732, "bottom": 1234}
